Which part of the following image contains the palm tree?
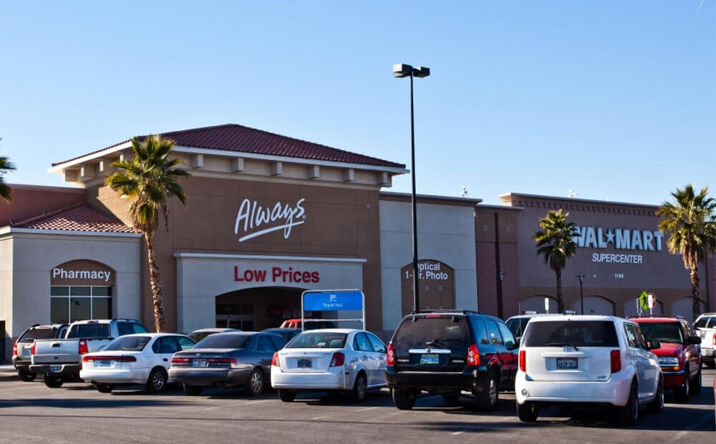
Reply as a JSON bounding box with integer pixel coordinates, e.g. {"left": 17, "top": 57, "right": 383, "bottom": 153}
{"left": 106, "top": 136, "right": 189, "bottom": 332}
{"left": 657, "top": 185, "right": 716, "bottom": 320}
{"left": 533, "top": 209, "right": 579, "bottom": 313}
{"left": 0, "top": 155, "right": 15, "bottom": 202}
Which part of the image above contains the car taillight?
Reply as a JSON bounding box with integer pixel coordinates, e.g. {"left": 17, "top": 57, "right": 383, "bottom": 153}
{"left": 330, "top": 352, "right": 345, "bottom": 367}
{"left": 610, "top": 349, "right": 621, "bottom": 373}
{"left": 386, "top": 343, "right": 396, "bottom": 366}
{"left": 171, "top": 357, "right": 191, "bottom": 364}
{"left": 12, "top": 342, "right": 17, "bottom": 357}
{"left": 466, "top": 344, "right": 480, "bottom": 367}
{"left": 83, "top": 355, "right": 137, "bottom": 362}
{"left": 271, "top": 352, "right": 280, "bottom": 367}
{"left": 519, "top": 350, "right": 526, "bottom": 373}
{"left": 78, "top": 340, "right": 88, "bottom": 355}
{"left": 31, "top": 342, "right": 36, "bottom": 355}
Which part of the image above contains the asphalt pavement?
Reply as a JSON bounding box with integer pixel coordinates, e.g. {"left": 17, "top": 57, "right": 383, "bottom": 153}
{"left": 0, "top": 368, "right": 713, "bottom": 443}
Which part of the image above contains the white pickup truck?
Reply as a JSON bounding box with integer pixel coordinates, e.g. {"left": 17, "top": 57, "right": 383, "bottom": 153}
{"left": 30, "top": 319, "right": 148, "bottom": 387}
{"left": 694, "top": 313, "right": 716, "bottom": 368}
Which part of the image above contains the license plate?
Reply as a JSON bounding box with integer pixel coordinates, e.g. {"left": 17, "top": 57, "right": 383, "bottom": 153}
{"left": 420, "top": 354, "right": 439, "bottom": 365}
{"left": 96, "top": 360, "right": 111, "bottom": 367}
{"left": 297, "top": 359, "right": 312, "bottom": 368}
{"left": 191, "top": 359, "right": 207, "bottom": 368}
{"left": 556, "top": 358, "right": 578, "bottom": 369}
{"left": 49, "top": 365, "right": 62, "bottom": 372}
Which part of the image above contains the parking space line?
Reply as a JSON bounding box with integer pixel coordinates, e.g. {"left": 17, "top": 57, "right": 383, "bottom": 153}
{"left": 311, "top": 416, "right": 328, "bottom": 420}
{"left": 450, "top": 431, "right": 464, "bottom": 436}
{"left": 669, "top": 411, "right": 716, "bottom": 442}
{"left": 355, "top": 407, "right": 378, "bottom": 412}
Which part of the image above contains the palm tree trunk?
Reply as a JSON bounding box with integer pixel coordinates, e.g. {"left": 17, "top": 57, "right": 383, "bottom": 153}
{"left": 555, "top": 269, "right": 564, "bottom": 313}
{"left": 143, "top": 232, "right": 166, "bottom": 332}
{"left": 690, "top": 266, "right": 701, "bottom": 322}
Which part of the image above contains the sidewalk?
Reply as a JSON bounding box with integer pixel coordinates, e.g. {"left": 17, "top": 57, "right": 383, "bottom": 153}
{"left": 0, "top": 364, "right": 17, "bottom": 381}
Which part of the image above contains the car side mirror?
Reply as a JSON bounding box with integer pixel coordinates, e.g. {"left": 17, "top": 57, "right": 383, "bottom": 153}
{"left": 647, "top": 339, "right": 661, "bottom": 350}
{"left": 686, "top": 335, "right": 701, "bottom": 345}
{"left": 505, "top": 341, "right": 518, "bottom": 350}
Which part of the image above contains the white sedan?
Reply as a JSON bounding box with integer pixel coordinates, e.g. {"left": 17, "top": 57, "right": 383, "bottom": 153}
{"left": 80, "top": 333, "right": 195, "bottom": 393}
{"left": 271, "top": 328, "right": 387, "bottom": 402}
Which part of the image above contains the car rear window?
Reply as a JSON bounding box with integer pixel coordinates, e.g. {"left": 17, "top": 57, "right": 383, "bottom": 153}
{"left": 104, "top": 336, "right": 151, "bottom": 352}
{"left": 67, "top": 324, "right": 111, "bottom": 338}
{"left": 195, "top": 334, "right": 251, "bottom": 349}
{"left": 303, "top": 321, "right": 337, "bottom": 330}
{"left": 393, "top": 316, "right": 470, "bottom": 348}
{"left": 286, "top": 332, "right": 347, "bottom": 349}
{"left": 638, "top": 322, "right": 683, "bottom": 344}
{"left": 506, "top": 318, "right": 531, "bottom": 338}
{"left": 18, "top": 328, "right": 58, "bottom": 342}
{"left": 522, "top": 320, "right": 619, "bottom": 347}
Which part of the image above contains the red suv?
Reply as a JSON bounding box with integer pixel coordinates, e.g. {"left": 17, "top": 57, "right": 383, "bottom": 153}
{"left": 632, "top": 317, "right": 702, "bottom": 401}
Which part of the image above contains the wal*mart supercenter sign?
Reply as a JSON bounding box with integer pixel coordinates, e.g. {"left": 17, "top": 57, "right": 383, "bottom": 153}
{"left": 302, "top": 290, "right": 363, "bottom": 311}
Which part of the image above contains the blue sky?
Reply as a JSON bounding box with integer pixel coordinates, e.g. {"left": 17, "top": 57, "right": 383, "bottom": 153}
{"left": 1, "top": 1, "right": 714, "bottom": 205}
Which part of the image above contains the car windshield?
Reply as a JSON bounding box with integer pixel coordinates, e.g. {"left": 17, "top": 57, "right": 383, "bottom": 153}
{"left": 195, "top": 334, "right": 250, "bottom": 349}
{"left": 522, "top": 320, "right": 619, "bottom": 347}
{"left": 393, "top": 316, "right": 470, "bottom": 348}
{"left": 67, "top": 324, "right": 111, "bottom": 338}
{"left": 104, "top": 336, "right": 151, "bottom": 352}
{"left": 638, "top": 322, "right": 683, "bottom": 344}
{"left": 19, "top": 328, "right": 58, "bottom": 342}
{"left": 286, "top": 332, "right": 347, "bottom": 349}
{"left": 506, "top": 318, "right": 531, "bottom": 338}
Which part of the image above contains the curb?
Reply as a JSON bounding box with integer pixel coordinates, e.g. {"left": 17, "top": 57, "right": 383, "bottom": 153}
{"left": 0, "top": 372, "right": 18, "bottom": 382}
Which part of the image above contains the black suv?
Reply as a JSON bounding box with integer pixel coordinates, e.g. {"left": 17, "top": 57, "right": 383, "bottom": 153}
{"left": 12, "top": 324, "right": 68, "bottom": 381}
{"left": 385, "top": 311, "right": 518, "bottom": 410}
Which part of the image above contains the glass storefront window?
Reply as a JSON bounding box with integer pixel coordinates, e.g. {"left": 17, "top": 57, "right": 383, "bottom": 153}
{"left": 50, "top": 286, "right": 112, "bottom": 324}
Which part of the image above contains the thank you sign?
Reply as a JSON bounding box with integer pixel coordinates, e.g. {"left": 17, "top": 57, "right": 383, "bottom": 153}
{"left": 302, "top": 290, "right": 364, "bottom": 311}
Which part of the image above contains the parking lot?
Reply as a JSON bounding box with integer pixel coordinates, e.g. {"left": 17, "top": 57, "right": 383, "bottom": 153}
{"left": 0, "top": 368, "right": 713, "bottom": 443}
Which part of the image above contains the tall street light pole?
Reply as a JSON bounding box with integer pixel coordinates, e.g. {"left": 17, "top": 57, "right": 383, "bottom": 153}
{"left": 393, "top": 63, "right": 430, "bottom": 313}
{"left": 577, "top": 273, "right": 585, "bottom": 315}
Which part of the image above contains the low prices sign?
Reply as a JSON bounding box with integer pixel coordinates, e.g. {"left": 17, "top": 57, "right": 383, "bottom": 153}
{"left": 400, "top": 259, "right": 455, "bottom": 315}
{"left": 234, "top": 266, "right": 319, "bottom": 284}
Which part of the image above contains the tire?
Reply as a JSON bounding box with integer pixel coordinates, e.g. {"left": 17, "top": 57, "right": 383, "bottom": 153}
{"left": 442, "top": 393, "right": 460, "bottom": 404}
{"left": 246, "top": 368, "right": 265, "bottom": 396}
{"left": 351, "top": 373, "right": 367, "bottom": 403}
{"left": 474, "top": 370, "right": 499, "bottom": 411}
{"left": 278, "top": 390, "right": 297, "bottom": 402}
{"left": 392, "top": 388, "right": 417, "bottom": 410}
{"left": 647, "top": 379, "right": 664, "bottom": 413}
{"left": 617, "top": 381, "right": 639, "bottom": 426}
{"left": 183, "top": 383, "right": 203, "bottom": 396}
{"left": 95, "top": 383, "right": 114, "bottom": 393}
{"left": 689, "top": 366, "right": 702, "bottom": 395}
{"left": 43, "top": 374, "right": 63, "bottom": 388}
{"left": 517, "top": 401, "right": 539, "bottom": 422}
{"left": 18, "top": 370, "right": 36, "bottom": 382}
{"left": 676, "top": 367, "right": 690, "bottom": 402}
{"left": 146, "top": 368, "right": 168, "bottom": 393}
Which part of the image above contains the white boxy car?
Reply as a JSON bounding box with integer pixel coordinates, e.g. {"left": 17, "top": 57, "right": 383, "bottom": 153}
{"left": 80, "top": 333, "right": 195, "bottom": 393}
{"left": 271, "top": 329, "right": 387, "bottom": 402}
{"left": 515, "top": 315, "right": 664, "bottom": 425}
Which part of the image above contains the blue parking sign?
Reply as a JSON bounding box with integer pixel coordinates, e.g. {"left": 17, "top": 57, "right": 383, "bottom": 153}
{"left": 302, "top": 290, "right": 363, "bottom": 311}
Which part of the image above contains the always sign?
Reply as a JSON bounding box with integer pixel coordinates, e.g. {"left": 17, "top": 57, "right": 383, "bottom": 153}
{"left": 234, "top": 198, "right": 306, "bottom": 243}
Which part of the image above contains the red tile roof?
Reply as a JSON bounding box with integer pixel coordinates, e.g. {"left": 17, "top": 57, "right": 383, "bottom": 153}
{"left": 10, "top": 204, "right": 134, "bottom": 233}
{"left": 53, "top": 123, "right": 405, "bottom": 169}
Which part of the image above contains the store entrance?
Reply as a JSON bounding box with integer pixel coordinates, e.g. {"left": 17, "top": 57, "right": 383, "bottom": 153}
{"left": 215, "top": 287, "right": 304, "bottom": 331}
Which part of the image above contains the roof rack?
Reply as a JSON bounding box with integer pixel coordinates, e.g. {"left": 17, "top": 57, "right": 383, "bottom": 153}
{"left": 410, "top": 309, "right": 481, "bottom": 315}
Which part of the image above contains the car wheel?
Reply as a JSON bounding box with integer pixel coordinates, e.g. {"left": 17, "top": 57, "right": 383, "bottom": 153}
{"left": 95, "top": 383, "right": 114, "bottom": 393}
{"left": 442, "top": 393, "right": 460, "bottom": 404}
{"left": 392, "top": 388, "right": 417, "bottom": 410}
{"left": 278, "top": 390, "right": 297, "bottom": 402}
{"left": 18, "top": 370, "right": 36, "bottom": 382}
{"left": 43, "top": 374, "right": 63, "bottom": 388}
{"left": 617, "top": 381, "right": 639, "bottom": 426}
{"left": 676, "top": 367, "right": 690, "bottom": 402}
{"left": 474, "top": 370, "right": 499, "bottom": 411}
{"left": 647, "top": 379, "right": 664, "bottom": 413}
{"left": 183, "top": 383, "right": 203, "bottom": 396}
{"left": 146, "top": 368, "right": 168, "bottom": 393}
{"left": 351, "top": 373, "right": 367, "bottom": 403}
{"left": 517, "top": 401, "right": 539, "bottom": 422}
{"left": 689, "top": 366, "right": 702, "bottom": 395}
{"left": 247, "top": 368, "right": 264, "bottom": 396}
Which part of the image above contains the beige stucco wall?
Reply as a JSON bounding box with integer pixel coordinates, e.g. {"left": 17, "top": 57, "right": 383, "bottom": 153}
{"left": 4, "top": 232, "right": 142, "bottom": 358}
{"left": 0, "top": 236, "right": 12, "bottom": 361}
